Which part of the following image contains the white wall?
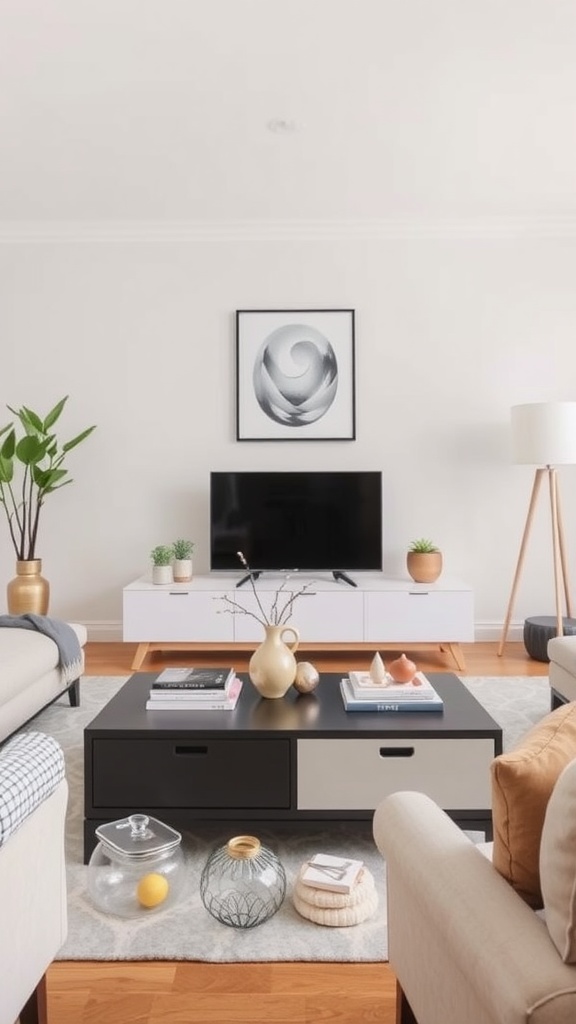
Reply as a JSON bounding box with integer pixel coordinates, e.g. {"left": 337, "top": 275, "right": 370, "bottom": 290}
{"left": 2, "top": 226, "right": 575, "bottom": 639}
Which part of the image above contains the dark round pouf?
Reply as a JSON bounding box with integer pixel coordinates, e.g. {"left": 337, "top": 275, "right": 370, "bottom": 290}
{"left": 523, "top": 616, "right": 576, "bottom": 662}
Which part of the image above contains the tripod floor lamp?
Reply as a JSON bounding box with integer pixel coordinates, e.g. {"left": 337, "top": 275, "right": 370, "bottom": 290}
{"left": 498, "top": 401, "right": 576, "bottom": 656}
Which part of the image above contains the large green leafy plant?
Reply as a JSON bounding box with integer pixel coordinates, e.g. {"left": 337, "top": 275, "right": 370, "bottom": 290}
{"left": 0, "top": 396, "right": 96, "bottom": 561}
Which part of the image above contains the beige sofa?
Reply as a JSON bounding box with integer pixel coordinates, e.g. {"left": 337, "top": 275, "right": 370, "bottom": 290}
{"left": 0, "top": 621, "right": 86, "bottom": 744}
{"left": 0, "top": 732, "right": 68, "bottom": 1024}
{"left": 548, "top": 634, "right": 576, "bottom": 707}
{"left": 373, "top": 789, "right": 576, "bottom": 1024}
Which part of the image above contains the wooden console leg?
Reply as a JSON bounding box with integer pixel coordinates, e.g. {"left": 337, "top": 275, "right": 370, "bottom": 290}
{"left": 440, "top": 643, "right": 466, "bottom": 672}
{"left": 131, "top": 643, "right": 150, "bottom": 671}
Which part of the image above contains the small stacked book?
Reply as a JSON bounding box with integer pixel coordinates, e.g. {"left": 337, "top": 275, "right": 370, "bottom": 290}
{"left": 299, "top": 854, "right": 365, "bottom": 895}
{"left": 340, "top": 670, "right": 444, "bottom": 712}
{"left": 145, "top": 667, "right": 242, "bottom": 711}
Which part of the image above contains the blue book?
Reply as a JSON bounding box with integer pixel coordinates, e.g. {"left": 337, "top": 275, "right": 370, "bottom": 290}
{"left": 340, "top": 678, "right": 444, "bottom": 712}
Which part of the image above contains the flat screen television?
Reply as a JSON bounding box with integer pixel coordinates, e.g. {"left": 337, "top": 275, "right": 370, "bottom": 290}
{"left": 210, "top": 471, "right": 382, "bottom": 582}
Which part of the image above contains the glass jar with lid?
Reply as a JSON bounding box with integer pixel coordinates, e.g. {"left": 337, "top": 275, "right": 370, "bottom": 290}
{"left": 87, "top": 813, "right": 185, "bottom": 918}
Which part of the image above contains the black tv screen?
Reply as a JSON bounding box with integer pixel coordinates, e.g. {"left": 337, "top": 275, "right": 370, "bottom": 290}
{"left": 210, "top": 471, "right": 382, "bottom": 574}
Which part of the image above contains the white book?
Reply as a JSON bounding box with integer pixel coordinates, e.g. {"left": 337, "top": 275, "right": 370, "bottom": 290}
{"left": 146, "top": 678, "right": 243, "bottom": 711}
{"left": 300, "top": 854, "right": 364, "bottom": 894}
{"left": 348, "top": 670, "right": 438, "bottom": 699}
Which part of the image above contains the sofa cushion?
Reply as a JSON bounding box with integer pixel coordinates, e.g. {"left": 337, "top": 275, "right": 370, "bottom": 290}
{"left": 0, "top": 730, "right": 65, "bottom": 846}
{"left": 490, "top": 701, "right": 576, "bottom": 908}
{"left": 540, "top": 756, "right": 576, "bottom": 962}
{"left": 0, "top": 622, "right": 86, "bottom": 703}
{"left": 548, "top": 635, "right": 576, "bottom": 674}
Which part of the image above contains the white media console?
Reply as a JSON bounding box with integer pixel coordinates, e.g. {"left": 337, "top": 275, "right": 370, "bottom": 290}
{"left": 123, "top": 573, "right": 474, "bottom": 671}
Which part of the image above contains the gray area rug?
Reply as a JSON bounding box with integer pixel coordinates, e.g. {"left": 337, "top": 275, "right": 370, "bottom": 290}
{"left": 28, "top": 674, "right": 550, "bottom": 963}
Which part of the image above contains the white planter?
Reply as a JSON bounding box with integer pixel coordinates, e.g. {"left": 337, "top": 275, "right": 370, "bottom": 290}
{"left": 152, "top": 565, "right": 173, "bottom": 585}
{"left": 173, "top": 558, "right": 193, "bottom": 582}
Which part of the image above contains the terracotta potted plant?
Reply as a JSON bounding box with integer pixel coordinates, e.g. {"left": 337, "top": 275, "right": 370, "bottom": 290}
{"left": 407, "top": 538, "right": 443, "bottom": 584}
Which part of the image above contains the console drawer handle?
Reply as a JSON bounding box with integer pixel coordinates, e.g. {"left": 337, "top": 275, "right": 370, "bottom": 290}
{"left": 379, "top": 746, "right": 415, "bottom": 758}
{"left": 174, "top": 745, "right": 208, "bottom": 756}
{"left": 169, "top": 592, "right": 189, "bottom": 596}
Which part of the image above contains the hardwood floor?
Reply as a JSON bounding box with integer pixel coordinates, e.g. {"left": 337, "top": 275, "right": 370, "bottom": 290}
{"left": 45, "top": 640, "right": 546, "bottom": 1024}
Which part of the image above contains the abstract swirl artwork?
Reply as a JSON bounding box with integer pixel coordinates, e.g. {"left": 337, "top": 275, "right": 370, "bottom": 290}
{"left": 236, "top": 309, "right": 355, "bottom": 441}
{"left": 253, "top": 323, "right": 338, "bottom": 427}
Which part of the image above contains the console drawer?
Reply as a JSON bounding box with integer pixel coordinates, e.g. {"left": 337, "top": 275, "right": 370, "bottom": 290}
{"left": 364, "top": 590, "right": 474, "bottom": 642}
{"left": 123, "top": 590, "right": 234, "bottom": 642}
{"left": 297, "top": 737, "right": 493, "bottom": 810}
{"left": 91, "top": 738, "right": 291, "bottom": 809}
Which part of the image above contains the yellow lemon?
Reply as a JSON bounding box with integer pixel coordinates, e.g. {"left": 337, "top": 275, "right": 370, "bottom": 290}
{"left": 137, "top": 872, "right": 169, "bottom": 908}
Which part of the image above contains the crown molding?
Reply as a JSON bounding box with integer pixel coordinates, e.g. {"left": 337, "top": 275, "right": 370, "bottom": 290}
{"left": 1, "top": 216, "right": 576, "bottom": 243}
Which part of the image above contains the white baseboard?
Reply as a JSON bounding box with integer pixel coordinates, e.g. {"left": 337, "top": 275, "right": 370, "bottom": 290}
{"left": 80, "top": 620, "right": 525, "bottom": 644}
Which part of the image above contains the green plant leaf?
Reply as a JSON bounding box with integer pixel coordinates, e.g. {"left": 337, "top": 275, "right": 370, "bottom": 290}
{"left": 0, "top": 453, "right": 14, "bottom": 483}
{"left": 19, "top": 406, "right": 45, "bottom": 433}
{"left": 33, "top": 467, "right": 68, "bottom": 489}
{"left": 62, "top": 425, "right": 97, "bottom": 452}
{"left": 0, "top": 428, "right": 15, "bottom": 459}
{"left": 16, "top": 435, "right": 49, "bottom": 465}
{"left": 42, "top": 395, "right": 68, "bottom": 431}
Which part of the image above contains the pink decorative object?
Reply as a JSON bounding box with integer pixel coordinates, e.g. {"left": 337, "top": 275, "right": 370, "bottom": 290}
{"left": 388, "top": 653, "right": 417, "bottom": 683}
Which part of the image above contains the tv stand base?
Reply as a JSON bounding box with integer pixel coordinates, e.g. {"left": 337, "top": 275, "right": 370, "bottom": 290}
{"left": 129, "top": 640, "right": 467, "bottom": 673}
{"left": 332, "top": 570, "right": 357, "bottom": 588}
{"left": 236, "top": 571, "right": 261, "bottom": 589}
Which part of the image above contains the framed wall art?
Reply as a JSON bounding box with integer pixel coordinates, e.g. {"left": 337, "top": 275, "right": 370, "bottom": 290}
{"left": 236, "top": 308, "right": 356, "bottom": 441}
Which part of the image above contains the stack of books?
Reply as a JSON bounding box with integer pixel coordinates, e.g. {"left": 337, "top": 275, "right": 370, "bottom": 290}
{"left": 145, "top": 667, "right": 243, "bottom": 711}
{"left": 340, "top": 669, "right": 444, "bottom": 713}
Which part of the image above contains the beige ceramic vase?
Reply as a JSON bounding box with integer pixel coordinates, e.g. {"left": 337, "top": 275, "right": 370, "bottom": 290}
{"left": 7, "top": 559, "right": 50, "bottom": 615}
{"left": 249, "top": 625, "right": 300, "bottom": 699}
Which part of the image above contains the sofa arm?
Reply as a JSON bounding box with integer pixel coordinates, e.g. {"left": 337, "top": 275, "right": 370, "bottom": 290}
{"left": 0, "top": 730, "right": 65, "bottom": 846}
{"left": 373, "top": 791, "right": 576, "bottom": 1024}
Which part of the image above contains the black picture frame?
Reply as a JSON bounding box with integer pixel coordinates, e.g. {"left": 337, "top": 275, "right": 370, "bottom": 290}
{"left": 236, "top": 308, "right": 356, "bottom": 441}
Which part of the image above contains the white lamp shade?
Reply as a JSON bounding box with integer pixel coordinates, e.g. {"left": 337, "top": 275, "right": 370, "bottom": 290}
{"left": 511, "top": 402, "right": 576, "bottom": 465}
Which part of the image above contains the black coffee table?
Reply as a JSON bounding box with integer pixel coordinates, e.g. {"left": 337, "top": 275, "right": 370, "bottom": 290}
{"left": 83, "top": 671, "right": 502, "bottom": 861}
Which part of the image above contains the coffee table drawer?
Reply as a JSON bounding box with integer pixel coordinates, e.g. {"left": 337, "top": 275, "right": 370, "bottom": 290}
{"left": 91, "top": 738, "right": 291, "bottom": 809}
{"left": 297, "top": 737, "right": 494, "bottom": 810}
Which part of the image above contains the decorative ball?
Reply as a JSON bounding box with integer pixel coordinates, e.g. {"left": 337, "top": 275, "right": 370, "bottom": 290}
{"left": 294, "top": 661, "right": 320, "bottom": 693}
{"left": 137, "top": 872, "right": 170, "bottom": 908}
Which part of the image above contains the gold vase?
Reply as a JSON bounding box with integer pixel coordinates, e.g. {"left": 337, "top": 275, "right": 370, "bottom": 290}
{"left": 248, "top": 624, "right": 299, "bottom": 699}
{"left": 7, "top": 559, "right": 50, "bottom": 615}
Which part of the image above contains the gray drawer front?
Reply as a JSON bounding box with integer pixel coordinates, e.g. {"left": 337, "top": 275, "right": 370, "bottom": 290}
{"left": 91, "top": 738, "right": 291, "bottom": 809}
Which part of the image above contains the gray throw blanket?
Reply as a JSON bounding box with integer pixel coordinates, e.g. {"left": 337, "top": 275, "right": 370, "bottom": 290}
{"left": 0, "top": 614, "right": 83, "bottom": 685}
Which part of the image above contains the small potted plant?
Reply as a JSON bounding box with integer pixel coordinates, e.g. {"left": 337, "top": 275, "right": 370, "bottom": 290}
{"left": 172, "top": 538, "right": 194, "bottom": 582}
{"left": 407, "top": 538, "right": 443, "bottom": 584}
{"left": 150, "top": 545, "right": 173, "bottom": 585}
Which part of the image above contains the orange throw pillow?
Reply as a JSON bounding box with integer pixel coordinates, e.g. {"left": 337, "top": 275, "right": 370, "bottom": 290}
{"left": 490, "top": 701, "right": 576, "bottom": 908}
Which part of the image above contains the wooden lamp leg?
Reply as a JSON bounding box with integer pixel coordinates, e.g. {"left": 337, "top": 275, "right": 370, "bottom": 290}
{"left": 549, "top": 468, "right": 571, "bottom": 637}
{"left": 498, "top": 468, "right": 545, "bottom": 656}
{"left": 554, "top": 475, "right": 573, "bottom": 619}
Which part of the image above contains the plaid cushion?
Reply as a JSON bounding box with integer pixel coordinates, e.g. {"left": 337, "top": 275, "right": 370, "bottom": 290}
{"left": 0, "top": 730, "right": 65, "bottom": 847}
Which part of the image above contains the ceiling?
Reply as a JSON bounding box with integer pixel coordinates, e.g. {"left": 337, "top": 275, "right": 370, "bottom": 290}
{"left": 1, "top": 0, "right": 576, "bottom": 224}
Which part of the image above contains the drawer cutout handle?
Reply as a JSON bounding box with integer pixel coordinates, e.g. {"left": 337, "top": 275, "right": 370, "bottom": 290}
{"left": 379, "top": 746, "right": 415, "bottom": 758}
{"left": 174, "top": 745, "right": 208, "bottom": 756}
